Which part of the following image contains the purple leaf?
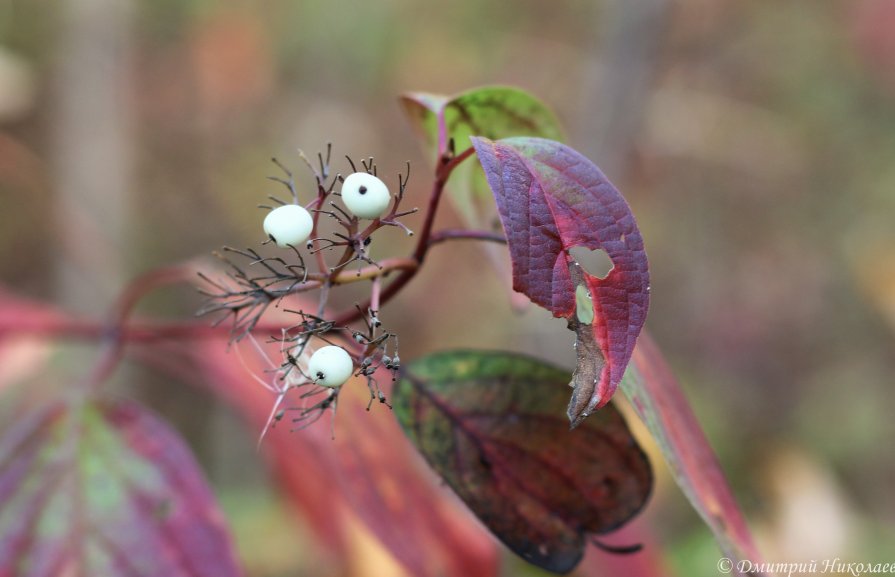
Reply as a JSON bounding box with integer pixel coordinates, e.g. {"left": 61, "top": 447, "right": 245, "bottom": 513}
{"left": 471, "top": 137, "right": 650, "bottom": 426}
{"left": 0, "top": 398, "right": 242, "bottom": 577}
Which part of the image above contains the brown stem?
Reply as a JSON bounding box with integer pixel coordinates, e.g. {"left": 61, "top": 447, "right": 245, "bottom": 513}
{"left": 308, "top": 257, "right": 416, "bottom": 284}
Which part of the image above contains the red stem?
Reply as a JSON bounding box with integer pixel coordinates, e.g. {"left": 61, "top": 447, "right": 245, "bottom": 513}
{"left": 2, "top": 227, "right": 497, "bottom": 346}
{"left": 4, "top": 316, "right": 285, "bottom": 343}
{"left": 333, "top": 147, "right": 477, "bottom": 326}
{"left": 310, "top": 181, "right": 331, "bottom": 276}
{"left": 428, "top": 229, "right": 506, "bottom": 247}
{"left": 76, "top": 265, "right": 196, "bottom": 390}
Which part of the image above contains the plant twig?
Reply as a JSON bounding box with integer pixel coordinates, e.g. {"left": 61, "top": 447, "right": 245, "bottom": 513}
{"left": 76, "top": 264, "right": 197, "bottom": 390}
{"left": 333, "top": 147, "right": 478, "bottom": 326}
{"left": 428, "top": 229, "right": 506, "bottom": 246}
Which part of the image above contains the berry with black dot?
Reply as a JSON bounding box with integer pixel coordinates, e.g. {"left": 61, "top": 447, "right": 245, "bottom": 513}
{"left": 341, "top": 172, "right": 391, "bottom": 219}
{"left": 307, "top": 345, "right": 355, "bottom": 388}
{"left": 263, "top": 204, "right": 313, "bottom": 248}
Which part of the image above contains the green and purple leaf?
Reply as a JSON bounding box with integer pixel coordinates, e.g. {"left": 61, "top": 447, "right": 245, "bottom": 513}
{"left": 393, "top": 350, "right": 652, "bottom": 575}
{"left": 623, "top": 332, "right": 768, "bottom": 576}
{"left": 401, "top": 87, "right": 565, "bottom": 307}
{"left": 0, "top": 398, "right": 242, "bottom": 577}
{"left": 471, "top": 137, "right": 650, "bottom": 425}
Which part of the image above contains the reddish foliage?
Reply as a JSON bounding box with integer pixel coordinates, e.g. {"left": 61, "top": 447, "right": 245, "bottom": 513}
{"left": 471, "top": 137, "right": 650, "bottom": 424}
{"left": 0, "top": 399, "right": 242, "bottom": 577}
{"left": 179, "top": 338, "right": 500, "bottom": 577}
{"left": 626, "top": 332, "right": 766, "bottom": 575}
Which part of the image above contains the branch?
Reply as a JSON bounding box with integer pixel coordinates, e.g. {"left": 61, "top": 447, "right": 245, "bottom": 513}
{"left": 2, "top": 316, "right": 287, "bottom": 343}
{"left": 76, "top": 264, "right": 197, "bottom": 390}
{"left": 428, "top": 229, "right": 506, "bottom": 247}
{"left": 332, "top": 148, "right": 483, "bottom": 326}
{"left": 10, "top": 147, "right": 483, "bottom": 361}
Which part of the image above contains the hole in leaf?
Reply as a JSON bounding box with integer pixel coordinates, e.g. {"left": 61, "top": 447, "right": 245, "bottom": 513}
{"left": 569, "top": 246, "right": 614, "bottom": 280}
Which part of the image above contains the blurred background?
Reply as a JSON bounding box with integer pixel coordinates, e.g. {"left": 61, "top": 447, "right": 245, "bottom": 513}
{"left": 2, "top": 0, "right": 895, "bottom": 575}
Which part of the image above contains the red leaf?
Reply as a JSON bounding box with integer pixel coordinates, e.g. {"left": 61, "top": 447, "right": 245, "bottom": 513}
{"left": 177, "top": 338, "right": 500, "bottom": 577}
{"left": 0, "top": 398, "right": 242, "bottom": 577}
{"left": 623, "top": 332, "right": 767, "bottom": 576}
{"left": 471, "top": 137, "right": 650, "bottom": 425}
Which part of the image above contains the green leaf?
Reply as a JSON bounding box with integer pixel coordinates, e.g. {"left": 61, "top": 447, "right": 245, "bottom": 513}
{"left": 401, "top": 86, "right": 565, "bottom": 158}
{"left": 0, "top": 398, "right": 242, "bottom": 577}
{"left": 393, "top": 350, "right": 652, "bottom": 575}
{"left": 400, "top": 87, "right": 565, "bottom": 302}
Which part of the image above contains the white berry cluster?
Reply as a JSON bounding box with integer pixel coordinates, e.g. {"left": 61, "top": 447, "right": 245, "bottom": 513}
{"left": 262, "top": 172, "right": 391, "bottom": 248}
{"left": 201, "top": 152, "right": 409, "bottom": 436}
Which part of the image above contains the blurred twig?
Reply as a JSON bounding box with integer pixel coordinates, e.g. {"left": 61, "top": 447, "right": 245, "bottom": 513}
{"left": 582, "top": 0, "right": 670, "bottom": 179}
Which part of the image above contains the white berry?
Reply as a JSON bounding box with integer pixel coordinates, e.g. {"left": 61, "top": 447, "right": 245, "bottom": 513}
{"left": 341, "top": 172, "right": 391, "bottom": 219}
{"left": 263, "top": 204, "right": 313, "bottom": 248}
{"left": 307, "top": 345, "right": 354, "bottom": 387}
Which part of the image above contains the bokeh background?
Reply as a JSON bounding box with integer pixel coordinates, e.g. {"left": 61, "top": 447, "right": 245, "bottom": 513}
{"left": 2, "top": 0, "right": 895, "bottom": 575}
